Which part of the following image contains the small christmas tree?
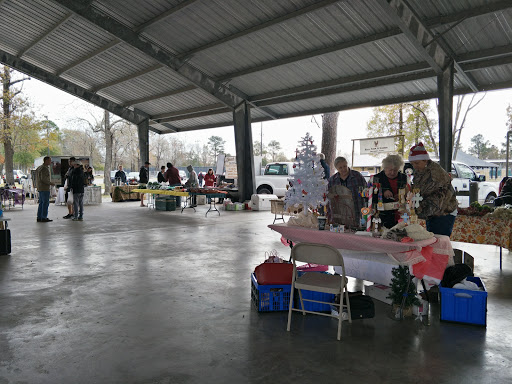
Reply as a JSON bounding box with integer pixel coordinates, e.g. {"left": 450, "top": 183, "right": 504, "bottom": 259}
{"left": 387, "top": 266, "right": 420, "bottom": 308}
{"left": 284, "top": 133, "right": 328, "bottom": 214}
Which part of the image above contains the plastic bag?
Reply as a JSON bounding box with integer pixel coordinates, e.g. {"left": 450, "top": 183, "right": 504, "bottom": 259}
{"left": 264, "top": 249, "right": 283, "bottom": 263}
{"left": 67, "top": 191, "right": 74, "bottom": 205}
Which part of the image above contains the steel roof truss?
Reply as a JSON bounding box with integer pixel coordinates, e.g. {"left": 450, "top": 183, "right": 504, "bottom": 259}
{"left": 0, "top": 49, "right": 147, "bottom": 125}
{"left": 18, "top": 13, "right": 74, "bottom": 58}
{"left": 91, "top": 63, "right": 163, "bottom": 92}
{"left": 51, "top": 0, "right": 242, "bottom": 109}
{"left": 56, "top": 40, "right": 121, "bottom": 76}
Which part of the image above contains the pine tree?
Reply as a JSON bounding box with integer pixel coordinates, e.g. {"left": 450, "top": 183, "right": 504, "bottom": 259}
{"left": 387, "top": 266, "right": 420, "bottom": 307}
{"left": 284, "top": 133, "right": 328, "bottom": 214}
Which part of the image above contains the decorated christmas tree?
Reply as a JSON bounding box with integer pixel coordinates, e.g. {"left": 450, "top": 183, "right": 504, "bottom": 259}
{"left": 387, "top": 266, "right": 421, "bottom": 308}
{"left": 284, "top": 133, "right": 328, "bottom": 215}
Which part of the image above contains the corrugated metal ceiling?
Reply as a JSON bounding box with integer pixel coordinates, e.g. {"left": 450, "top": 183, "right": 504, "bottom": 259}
{"left": 0, "top": 0, "right": 511, "bottom": 134}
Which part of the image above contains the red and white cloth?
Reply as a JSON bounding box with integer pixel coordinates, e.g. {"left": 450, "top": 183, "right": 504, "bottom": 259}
{"left": 269, "top": 224, "right": 453, "bottom": 281}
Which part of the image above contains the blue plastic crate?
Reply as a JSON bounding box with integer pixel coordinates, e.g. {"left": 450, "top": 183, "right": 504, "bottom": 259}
{"left": 440, "top": 276, "right": 487, "bottom": 326}
{"left": 294, "top": 271, "right": 335, "bottom": 312}
{"left": 295, "top": 290, "right": 335, "bottom": 312}
{"left": 251, "top": 273, "right": 291, "bottom": 312}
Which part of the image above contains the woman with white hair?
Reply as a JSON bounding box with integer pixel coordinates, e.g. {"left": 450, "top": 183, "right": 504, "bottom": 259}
{"left": 372, "top": 154, "right": 408, "bottom": 229}
{"left": 327, "top": 156, "right": 367, "bottom": 227}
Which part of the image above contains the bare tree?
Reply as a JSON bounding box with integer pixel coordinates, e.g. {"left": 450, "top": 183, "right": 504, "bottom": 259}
{"left": 150, "top": 132, "right": 170, "bottom": 170}
{"left": 452, "top": 93, "right": 486, "bottom": 159}
{"left": 75, "top": 110, "right": 124, "bottom": 195}
{"left": 321, "top": 112, "right": 338, "bottom": 173}
{"left": 267, "top": 140, "right": 281, "bottom": 162}
{"left": 1, "top": 66, "right": 30, "bottom": 184}
{"left": 407, "top": 102, "right": 438, "bottom": 157}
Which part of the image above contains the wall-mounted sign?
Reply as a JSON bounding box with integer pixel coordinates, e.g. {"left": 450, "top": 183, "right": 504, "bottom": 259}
{"left": 360, "top": 137, "right": 396, "bottom": 154}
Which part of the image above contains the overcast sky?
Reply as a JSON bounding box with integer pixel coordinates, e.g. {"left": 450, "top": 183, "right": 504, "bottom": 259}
{"left": 22, "top": 77, "right": 512, "bottom": 163}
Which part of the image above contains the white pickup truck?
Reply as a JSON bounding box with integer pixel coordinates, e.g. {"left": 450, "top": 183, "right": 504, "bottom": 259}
{"left": 449, "top": 160, "right": 498, "bottom": 207}
{"left": 255, "top": 162, "right": 295, "bottom": 197}
{"left": 406, "top": 160, "right": 497, "bottom": 207}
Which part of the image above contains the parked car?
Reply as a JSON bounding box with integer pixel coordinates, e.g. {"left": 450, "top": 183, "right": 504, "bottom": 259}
{"left": 111, "top": 170, "right": 128, "bottom": 183}
{"left": 2, "top": 170, "right": 27, "bottom": 183}
{"left": 179, "top": 170, "right": 188, "bottom": 184}
{"left": 127, "top": 171, "right": 139, "bottom": 184}
{"left": 255, "top": 162, "right": 295, "bottom": 196}
{"left": 359, "top": 171, "right": 371, "bottom": 183}
{"left": 404, "top": 160, "right": 498, "bottom": 207}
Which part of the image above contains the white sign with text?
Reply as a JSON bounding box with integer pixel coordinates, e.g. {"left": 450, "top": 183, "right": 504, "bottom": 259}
{"left": 360, "top": 137, "right": 396, "bottom": 154}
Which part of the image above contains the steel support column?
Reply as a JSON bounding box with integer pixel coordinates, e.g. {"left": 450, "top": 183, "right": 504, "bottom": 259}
{"left": 438, "top": 61, "right": 454, "bottom": 172}
{"left": 137, "top": 119, "right": 150, "bottom": 166}
{"left": 233, "top": 102, "right": 255, "bottom": 202}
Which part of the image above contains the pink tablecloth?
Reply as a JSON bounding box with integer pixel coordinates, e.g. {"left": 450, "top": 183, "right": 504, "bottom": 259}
{"left": 269, "top": 224, "right": 452, "bottom": 281}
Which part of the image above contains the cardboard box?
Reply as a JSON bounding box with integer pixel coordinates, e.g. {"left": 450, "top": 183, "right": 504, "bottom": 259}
{"left": 364, "top": 284, "right": 392, "bottom": 305}
{"left": 196, "top": 195, "right": 206, "bottom": 205}
{"left": 251, "top": 194, "right": 278, "bottom": 211}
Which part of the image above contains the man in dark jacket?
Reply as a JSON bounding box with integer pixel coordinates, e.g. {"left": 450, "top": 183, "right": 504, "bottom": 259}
{"left": 164, "top": 162, "right": 181, "bottom": 186}
{"left": 114, "top": 165, "right": 127, "bottom": 184}
{"left": 70, "top": 161, "right": 86, "bottom": 221}
{"left": 139, "top": 161, "right": 150, "bottom": 207}
{"left": 157, "top": 166, "right": 166, "bottom": 183}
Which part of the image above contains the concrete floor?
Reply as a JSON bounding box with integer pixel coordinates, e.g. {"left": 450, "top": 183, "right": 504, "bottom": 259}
{"left": 0, "top": 199, "right": 511, "bottom": 384}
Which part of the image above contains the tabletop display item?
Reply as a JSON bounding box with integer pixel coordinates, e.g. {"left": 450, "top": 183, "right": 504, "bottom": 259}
{"left": 284, "top": 132, "right": 328, "bottom": 216}
{"left": 387, "top": 266, "right": 421, "bottom": 318}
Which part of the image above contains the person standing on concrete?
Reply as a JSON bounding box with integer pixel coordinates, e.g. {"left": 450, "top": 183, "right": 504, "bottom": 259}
{"left": 139, "top": 161, "right": 150, "bottom": 207}
{"left": 63, "top": 157, "right": 75, "bottom": 219}
{"left": 157, "top": 166, "right": 166, "bottom": 183}
{"left": 184, "top": 165, "right": 199, "bottom": 207}
{"left": 164, "top": 162, "right": 181, "bottom": 186}
{"left": 70, "top": 161, "right": 86, "bottom": 221}
{"left": 198, "top": 172, "right": 204, "bottom": 187}
{"left": 36, "top": 156, "right": 55, "bottom": 222}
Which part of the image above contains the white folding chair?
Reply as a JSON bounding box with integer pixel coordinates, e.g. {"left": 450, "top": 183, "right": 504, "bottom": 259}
{"left": 287, "top": 243, "right": 352, "bottom": 340}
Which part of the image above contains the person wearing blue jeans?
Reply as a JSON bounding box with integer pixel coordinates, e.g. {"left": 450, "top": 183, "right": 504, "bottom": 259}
{"left": 408, "top": 143, "right": 458, "bottom": 236}
{"left": 35, "top": 156, "right": 54, "bottom": 222}
{"left": 69, "top": 161, "right": 86, "bottom": 221}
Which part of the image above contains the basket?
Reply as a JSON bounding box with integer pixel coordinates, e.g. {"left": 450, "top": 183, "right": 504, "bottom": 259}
{"left": 251, "top": 273, "right": 291, "bottom": 312}
{"left": 270, "top": 199, "right": 285, "bottom": 214}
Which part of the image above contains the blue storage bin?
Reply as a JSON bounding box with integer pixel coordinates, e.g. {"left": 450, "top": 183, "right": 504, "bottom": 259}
{"left": 295, "top": 290, "right": 335, "bottom": 312}
{"left": 251, "top": 273, "right": 291, "bottom": 312}
{"left": 440, "top": 276, "right": 487, "bottom": 326}
{"left": 294, "top": 271, "right": 335, "bottom": 312}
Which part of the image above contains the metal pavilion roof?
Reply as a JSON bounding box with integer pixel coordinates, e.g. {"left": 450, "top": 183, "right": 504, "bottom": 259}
{"left": 1, "top": 0, "right": 512, "bottom": 134}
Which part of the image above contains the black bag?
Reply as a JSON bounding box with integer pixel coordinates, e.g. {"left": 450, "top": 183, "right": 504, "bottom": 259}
{"left": 345, "top": 295, "right": 375, "bottom": 320}
{"left": 0, "top": 229, "right": 11, "bottom": 255}
{"left": 441, "top": 264, "right": 474, "bottom": 288}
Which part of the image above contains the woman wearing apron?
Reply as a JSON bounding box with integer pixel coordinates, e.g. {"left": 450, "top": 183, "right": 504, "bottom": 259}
{"left": 327, "top": 157, "right": 367, "bottom": 228}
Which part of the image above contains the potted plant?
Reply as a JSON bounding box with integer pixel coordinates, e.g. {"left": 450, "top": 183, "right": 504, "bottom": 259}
{"left": 387, "top": 266, "right": 421, "bottom": 318}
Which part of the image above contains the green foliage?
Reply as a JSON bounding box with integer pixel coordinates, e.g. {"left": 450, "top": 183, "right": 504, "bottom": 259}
{"left": 366, "top": 102, "right": 437, "bottom": 154}
{"left": 267, "top": 140, "right": 281, "bottom": 162}
{"left": 387, "top": 266, "right": 421, "bottom": 307}
{"left": 468, "top": 134, "right": 500, "bottom": 159}
{"left": 207, "top": 136, "right": 226, "bottom": 160}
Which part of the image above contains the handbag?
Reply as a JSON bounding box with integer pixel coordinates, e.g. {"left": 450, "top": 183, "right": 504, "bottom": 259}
{"left": 67, "top": 190, "right": 74, "bottom": 205}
